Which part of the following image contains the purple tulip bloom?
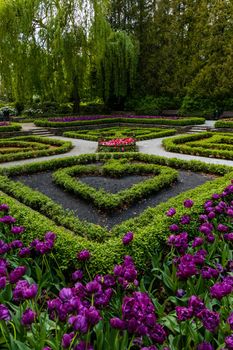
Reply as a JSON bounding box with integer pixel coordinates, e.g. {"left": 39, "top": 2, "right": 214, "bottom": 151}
{"left": 210, "top": 281, "right": 233, "bottom": 300}
{"left": 217, "top": 224, "right": 229, "bottom": 232}
{"left": 197, "top": 342, "right": 215, "bottom": 350}
{"left": 166, "top": 207, "right": 176, "bottom": 217}
{"left": 73, "top": 341, "right": 94, "bottom": 350}
{"left": 192, "top": 237, "right": 204, "bottom": 248}
{"left": 0, "top": 204, "right": 9, "bottom": 212}
{"left": 21, "top": 308, "right": 36, "bottom": 326}
{"left": 141, "top": 346, "right": 158, "bottom": 350}
{"left": 224, "top": 233, "right": 233, "bottom": 241}
{"left": 9, "top": 266, "right": 27, "bottom": 284}
{"left": 18, "top": 247, "right": 31, "bottom": 258}
{"left": 0, "top": 215, "right": 16, "bottom": 224}
{"left": 110, "top": 317, "right": 127, "bottom": 330}
{"left": 188, "top": 296, "right": 205, "bottom": 316}
{"left": 201, "top": 266, "right": 219, "bottom": 280}
{"left": 198, "top": 309, "right": 220, "bottom": 333}
{"left": 72, "top": 269, "right": 83, "bottom": 281}
{"left": 11, "top": 226, "right": 25, "bottom": 235}
{"left": 62, "top": 332, "right": 75, "bottom": 348}
{"left": 0, "top": 304, "right": 11, "bottom": 321}
{"left": 227, "top": 312, "right": 233, "bottom": 330}
{"left": 184, "top": 199, "right": 194, "bottom": 208}
{"left": 169, "top": 224, "right": 179, "bottom": 232}
{"left": 0, "top": 276, "right": 6, "bottom": 290}
{"left": 122, "top": 231, "right": 134, "bottom": 245}
{"left": 176, "top": 289, "right": 186, "bottom": 298}
{"left": 176, "top": 306, "right": 193, "bottom": 321}
{"left": 180, "top": 215, "right": 191, "bottom": 225}
{"left": 225, "top": 334, "right": 233, "bottom": 350}
{"left": 176, "top": 254, "right": 197, "bottom": 279}
{"left": 77, "top": 249, "right": 91, "bottom": 261}
{"left": 59, "top": 288, "right": 74, "bottom": 301}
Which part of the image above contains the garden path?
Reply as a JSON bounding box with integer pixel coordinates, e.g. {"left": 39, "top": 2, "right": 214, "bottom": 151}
{"left": 1, "top": 120, "right": 233, "bottom": 168}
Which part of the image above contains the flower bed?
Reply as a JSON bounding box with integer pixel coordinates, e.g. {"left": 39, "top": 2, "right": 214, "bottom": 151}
{"left": 34, "top": 115, "right": 205, "bottom": 128}
{"left": 0, "top": 122, "right": 21, "bottom": 132}
{"left": 63, "top": 127, "right": 176, "bottom": 142}
{"left": 98, "top": 137, "right": 136, "bottom": 152}
{"left": 163, "top": 132, "right": 233, "bottom": 160}
{"left": 0, "top": 177, "right": 233, "bottom": 349}
{"left": 0, "top": 152, "right": 232, "bottom": 274}
{"left": 0, "top": 135, "right": 72, "bottom": 162}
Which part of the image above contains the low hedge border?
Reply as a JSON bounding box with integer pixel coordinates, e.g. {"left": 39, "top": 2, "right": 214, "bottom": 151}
{"left": 0, "top": 123, "right": 22, "bottom": 132}
{"left": 63, "top": 127, "right": 176, "bottom": 141}
{"left": 0, "top": 160, "right": 233, "bottom": 275}
{"left": 0, "top": 135, "right": 73, "bottom": 163}
{"left": 163, "top": 132, "right": 233, "bottom": 160}
{"left": 52, "top": 160, "right": 178, "bottom": 211}
{"left": 35, "top": 116, "right": 205, "bottom": 128}
{"left": 215, "top": 120, "right": 233, "bottom": 128}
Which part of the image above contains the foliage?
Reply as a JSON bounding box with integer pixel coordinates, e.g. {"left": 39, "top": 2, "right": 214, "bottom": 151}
{"left": 63, "top": 127, "right": 176, "bottom": 141}
{"left": 163, "top": 132, "right": 233, "bottom": 160}
{"left": 34, "top": 116, "right": 205, "bottom": 128}
{"left": 0, "top": 123, "right": 21, "bottom": 133}
{"left": 52, "top": 160, "right": 178, "bottom": 210}
{"left": 215, "top": 120, "right": 233, "bottom": 129}
{"left": 0, "top": 136, "right": 72, "bottom": 163}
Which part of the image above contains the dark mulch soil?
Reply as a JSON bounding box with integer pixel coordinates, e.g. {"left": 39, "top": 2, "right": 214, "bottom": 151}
{"left": 13, "top": 171, "right": 215, "bottom": 229}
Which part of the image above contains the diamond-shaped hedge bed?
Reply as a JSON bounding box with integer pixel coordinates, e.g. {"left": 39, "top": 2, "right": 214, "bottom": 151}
{"left": 0, "top": 152, "right": 233, "bottom": 274}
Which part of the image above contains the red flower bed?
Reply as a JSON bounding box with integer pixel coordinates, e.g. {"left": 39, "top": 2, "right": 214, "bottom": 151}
{"left": 98, "top": 137, "right": 136, "bottom": 152}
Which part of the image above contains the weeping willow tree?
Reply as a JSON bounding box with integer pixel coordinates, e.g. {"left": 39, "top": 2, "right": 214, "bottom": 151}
{"left": 96, "top": 30, "right": 138, "bottom": 108}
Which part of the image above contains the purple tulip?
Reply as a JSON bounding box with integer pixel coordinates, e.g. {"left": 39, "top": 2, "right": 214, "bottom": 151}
{"left": 0, "top": 304, "right": 11, "bottom": 321}
{"left": 122, "top": 231, "right": 134, "bottom": 245}
{"left": 21, "top": 308, "right": 36, "bottom": 326}
{"left": 9, "top": 266, "right": 27, "bottom": 284}
{"left": 225, "top": 334, "right": 233, "bottom": 350}
{"left": 184, "top": 199, "right": 194, "bottom": 208}
{"left": 18, "top": 247, "right": 31, "bottom": 258}
{"left": 110, "top": 317, "right": 127, "bottom": 330}
{"left": 59, "top": 288, "right": 73, "bottom": 301}
{"left": 217, "top": 224, "right": 229, "bottom": 232}
{"left": 72, "top": 269, "right": 83, "bottom": 281}
{"left": 11, "top": 226, "right": 25, "bottom": 235}
{"left": 198, "top": 309, "right": 220, "bottom": 332}
{"left": 77, "top": 249, "right": 91, "bottom": 261}
{"left": 141, "top": 346, "right": 158, "bottom": 350}
{"left": 73, "top": 341, "right": 94, "bottom": 350}
{"left": 188, "top": 296, "right": 205, "bottom": 316}
{"left": 62, "top": 332, "right": 75, "bottom": 348}
{"left": 197, "top": 342, "right": 215, "bottom": 350}
{"left": 169, "top": 224, "right": 179, "bottom": 232}
{"left": 176, "top": 289, "right": 186, "bottom": 298}
{"left": 0, "top": 204, "right": 9, "bottom": 212}
{"left": 0, "top": 215, "right": 16, "bottom": 224}
{"left": 0, "top": 277, "right": 6, "bottom": 289}
{"left": 210, "top": 281, "right": 233, "bottom": 299}
{"left": 166, "top": 207, "right": 176, "bottom": 217}
{"left": 176, "top": 306, "right": 193, "bottom": 321}
{"left": 224, "top": 233, "right": 233, "bottom": 241}
{"left": 180, "top": 215, "right": 191, "bottom": 225}
{"left": 227, "top": 312, "right": 233, "bottom": 330}
{"left": 192, "top": 237, "right": 204, "bottom": 248}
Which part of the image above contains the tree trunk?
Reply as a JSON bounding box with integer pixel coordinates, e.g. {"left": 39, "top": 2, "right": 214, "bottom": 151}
{"left": 72, "top": 75, "right": 80, "bottom": 114}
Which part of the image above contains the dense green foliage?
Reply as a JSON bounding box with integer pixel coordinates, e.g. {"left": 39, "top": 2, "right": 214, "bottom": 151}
{"left": 1, "top": 1, "right": 233, "bottom": 112}
{"left": 35, "top": 116, "right": 205, "bottom": 127}
{"left": 215, "top": 119, "right": 233, "bottom": 129}
{"left": 0, "top": 152, "right": 232, "bottom": 273}
{"left": 163, "top": 132, "right": 233, "bottom": 160}
{"left": 0, "top": 123, "right": 21, "bottom": 132}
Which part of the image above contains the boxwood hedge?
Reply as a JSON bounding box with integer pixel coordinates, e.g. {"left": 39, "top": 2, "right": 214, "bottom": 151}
{"left": 163, "top": 132, "right": 233, "bottom": 160}
{"left": 0, "top": 152, "right": 232, "bottom": 274}
{"left": 0, "top": 135, "right": 73, "bottom": 163}
{"left": 0, "top": 123, "right": 21, "bottom": 132}
{"left": 35, "top": 116, "right": 205, "bottom": 128}
{"left": 215, "top": 119, "right": 233, "bottom": 129}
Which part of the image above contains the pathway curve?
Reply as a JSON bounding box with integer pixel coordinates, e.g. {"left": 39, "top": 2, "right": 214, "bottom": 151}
{"left": 1, "top": 120, "right": 233, "bottom": 168}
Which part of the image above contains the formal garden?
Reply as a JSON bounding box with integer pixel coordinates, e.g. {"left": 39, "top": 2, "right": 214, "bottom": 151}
{"left": 1, "top": 0, "right": 233, "bottom": 349}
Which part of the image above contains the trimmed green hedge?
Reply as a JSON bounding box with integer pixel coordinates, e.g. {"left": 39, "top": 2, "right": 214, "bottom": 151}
{"left": 0, "top": 152, "right": 232, "bottom": 274}
{"left": 0, "top": 123, "right": 21, "bottom": 132}
{"left": 52, "top": 160, "right": 178, "bottom": 210}
{"left": 35, "top": 116, "right": 205, "bottom": 128}
{"left": 163, "top": 132, "right": 233, "bottom": 160}
{"left": 0, "top": 135, "right": 73, "bottom": 163}
{"left": 63, "top": 127, "right": 176, "bottom": 141}
{"left": 215, "top": 119, "right": 233, "bottom": 129}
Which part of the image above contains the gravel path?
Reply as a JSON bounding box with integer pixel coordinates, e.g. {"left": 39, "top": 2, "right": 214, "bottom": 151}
{"left": 1, "top": 120, "right": 233, "bottom": 168}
